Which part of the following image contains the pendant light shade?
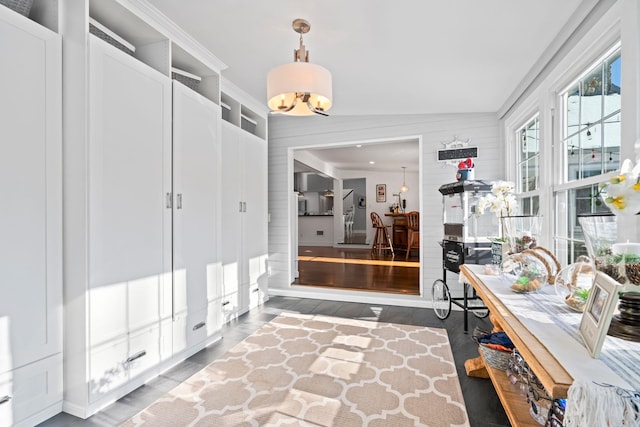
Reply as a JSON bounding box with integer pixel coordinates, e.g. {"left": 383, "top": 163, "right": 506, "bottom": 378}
{"left": 267, "top": 19, "right": 333, "bottom": 116}
{"left": 400, "top": 166, "right": 409, "bottom": 193}
{"left": 267, "top": 62, "right": 332, "bottom": 116}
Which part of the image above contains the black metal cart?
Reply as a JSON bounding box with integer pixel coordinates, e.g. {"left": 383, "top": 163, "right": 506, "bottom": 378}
{"left": 431, "top": 181, "right": 495, "bottom": 332}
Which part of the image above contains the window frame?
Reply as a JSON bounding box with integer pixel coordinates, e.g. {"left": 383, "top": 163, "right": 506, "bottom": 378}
{"left": 552, "top": 41, "right": 621, "bottom": 265}
{"left": 515, "top": 114, "right": 541, "bottom": 216}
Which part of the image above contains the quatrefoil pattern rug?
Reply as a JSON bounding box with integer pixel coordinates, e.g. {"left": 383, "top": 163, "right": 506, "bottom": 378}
{"left": 122, "top": 313, "right": 469, "bottom": 426}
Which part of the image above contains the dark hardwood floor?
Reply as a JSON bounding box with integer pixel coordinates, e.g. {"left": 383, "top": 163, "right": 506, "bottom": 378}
{"left": 40, "top": 297, "right": 510, "bottom": 427}
{"left": 296, "top": 245, "right": 420, "bottom": 295}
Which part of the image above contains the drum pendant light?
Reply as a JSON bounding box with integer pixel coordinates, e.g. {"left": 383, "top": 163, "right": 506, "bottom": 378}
{"left": 267, "top": 19, "right": 333, "bottom": 116}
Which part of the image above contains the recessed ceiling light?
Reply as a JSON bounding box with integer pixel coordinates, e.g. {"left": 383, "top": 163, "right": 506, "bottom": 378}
{"left": 369, "top": 161, "right": 375, "bottom": 164}
{"left": 356, "top": 144, "right": 362, "bottom": 148}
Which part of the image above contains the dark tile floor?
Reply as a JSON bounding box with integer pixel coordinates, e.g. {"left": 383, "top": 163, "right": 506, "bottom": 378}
{"left": 38, "top": 297, "right": 510, "bottom": 427}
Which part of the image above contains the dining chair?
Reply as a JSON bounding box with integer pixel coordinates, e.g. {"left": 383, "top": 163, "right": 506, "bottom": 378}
{"left": 344, "top": 211, "right": 354, "bottom": 237}
{"left": 405, "top": 211, "right": 420, "bottom": 260}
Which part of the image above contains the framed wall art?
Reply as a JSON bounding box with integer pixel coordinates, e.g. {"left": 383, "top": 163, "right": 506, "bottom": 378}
{"left": 376, "top": 184, "right": 386, "bottom": 202}
{"left": 358, "top": 196, "right": 366, "bottom": 209}
{"left": 579, "top": 271, "right": 621, "bottom": 358}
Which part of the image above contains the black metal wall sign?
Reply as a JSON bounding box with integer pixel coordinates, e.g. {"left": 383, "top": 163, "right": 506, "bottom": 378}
{"left": 437, "top": 136, "right": 478, "bottom": 167}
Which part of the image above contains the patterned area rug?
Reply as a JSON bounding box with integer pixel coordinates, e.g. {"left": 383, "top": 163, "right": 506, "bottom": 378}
{"left": 122, "top": 313, "right": 469, "bottom": 426}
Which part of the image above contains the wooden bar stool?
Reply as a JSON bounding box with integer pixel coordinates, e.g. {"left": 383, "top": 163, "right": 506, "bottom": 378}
{"left": 405, "top": 211, "right": 420, "bottom": 260}
{"left": 370, "top": 212, "right": 394, "bottom": 256}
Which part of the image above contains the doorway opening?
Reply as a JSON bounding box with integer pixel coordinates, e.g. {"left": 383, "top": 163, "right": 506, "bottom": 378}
{"left": 342, "top": 178, "right": 367, "bottom": 245}
{"left": 290, "top": 137, "right": 421, "bottom": 295}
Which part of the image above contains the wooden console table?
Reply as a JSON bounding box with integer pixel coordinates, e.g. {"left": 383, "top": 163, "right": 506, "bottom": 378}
{"left": 460, "top": 264, "right": 573, "bottom": 426}
{"left": 461, "top": 263, "right": 640, "bottom": 426}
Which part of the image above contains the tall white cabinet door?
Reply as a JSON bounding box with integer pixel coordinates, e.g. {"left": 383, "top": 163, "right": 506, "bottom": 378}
{"left": 241, "top": 133, "right": 268, "bottom": 290}
{"left": 220, "top": 122, "right": 242, "bottom": 299}
{"left": 88, "top": 37, "right": 172, "bottom": 347}
{"left": 0, "top": 10, "right": 62, "bottom": 373}
{"left": 172, "top": 81, "right": 222, "bottom": 316}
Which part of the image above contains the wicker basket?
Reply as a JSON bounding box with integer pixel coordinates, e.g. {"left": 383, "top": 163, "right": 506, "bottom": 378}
{"left": 0, "top": 0, "right": 34, "bottom": 16}
{"left": 479, "top": 343, "right": 511, "bottom": 371}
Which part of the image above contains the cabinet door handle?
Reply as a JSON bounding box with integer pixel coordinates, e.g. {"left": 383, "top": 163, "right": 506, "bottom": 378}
{"left": 192, "top": 321, "right": 206, "bottom": 331}
{"left": 177, "top": 193, "right": 183, "bottom": 209}
{"left": 126, "top": 350, "right": 147, "bottom": 364}
{"left": 243, "top": 201, "right": 247, "bottom": 212}
{"left": 252, "top": 288, "right": 259, "bottom": 293}
{"left": 222, "top": 300, "right": 230, "bottom": 306}
{"left": 0, "top": 396, "right": 11, "bottom": 405}
{"left": 239, "top": 201, "right": 243, "bottom": 213}
{"left": 166, "top": 192, "right": 172, "bottom": 209}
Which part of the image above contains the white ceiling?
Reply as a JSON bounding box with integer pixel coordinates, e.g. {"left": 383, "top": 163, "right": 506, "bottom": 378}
{"left": 147, "top": 0, "right": 584, "bottom": 116}
{"left": 146, "top": 0, "right": 585, "bottom": 173}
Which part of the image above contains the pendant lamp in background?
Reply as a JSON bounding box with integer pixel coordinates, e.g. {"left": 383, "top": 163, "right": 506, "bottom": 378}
{"left": 400, "top": 166, "right": 409, "bottom": 192}
{"left": 267, "top": 19, "right": 332, "bottom": 116}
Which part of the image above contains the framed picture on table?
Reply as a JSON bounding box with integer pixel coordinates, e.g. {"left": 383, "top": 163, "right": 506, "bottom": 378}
{"left": 376, "top": 184, "right": 386, "bottom": 202}
{"left": 579, "top": 271, "right": 621, "bottom": 358}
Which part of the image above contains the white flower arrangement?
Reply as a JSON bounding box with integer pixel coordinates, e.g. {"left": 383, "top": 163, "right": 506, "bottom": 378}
{"left": 598, "top": 159, "right": 640, "bottom": 215}
{"left": 476, "top": 181, "right": 518, "bottom": 218}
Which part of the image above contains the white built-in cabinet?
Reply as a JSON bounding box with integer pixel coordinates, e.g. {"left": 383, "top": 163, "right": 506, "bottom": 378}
{"left": 64, "top": 31, "right": 228, "bottom": 417}
{"left": 171, "top": 81, "right": 223, "bottom": 354}
{"left": 221, "top": 121, "right": 268, "bottom": 320}
{"left": 0, "top": 0, "right": 274, "bottom": 420}
{"left": 0, "top": 6, "right": 63, "bottom": 427}
{"left": 86, "top": 36, "right": 173, "bottom": 405}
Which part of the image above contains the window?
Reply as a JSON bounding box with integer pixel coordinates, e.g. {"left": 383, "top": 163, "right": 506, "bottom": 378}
{"left": 516, "top": 115, "right": 540, "bottom": 215}
{"left": 554, "top": 43, "right": 620, "bottom": 264}
{"left": 562, "top": 46, "right": 621, "bottom": 181}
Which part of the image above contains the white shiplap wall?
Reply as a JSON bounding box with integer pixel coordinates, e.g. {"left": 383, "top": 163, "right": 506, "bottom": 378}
{"left": 268, "top": 113, "right": 501, "bottom": 307}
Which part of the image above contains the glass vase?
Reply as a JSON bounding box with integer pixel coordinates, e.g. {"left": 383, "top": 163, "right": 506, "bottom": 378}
{"left": 579, "top": 213, "right": 640, "bottom": 343}
{"left": 577, "top": 214, "right": 625, "bottom": 283}
{"left": 501, "top": 215, "right": 542, "bottom": 254}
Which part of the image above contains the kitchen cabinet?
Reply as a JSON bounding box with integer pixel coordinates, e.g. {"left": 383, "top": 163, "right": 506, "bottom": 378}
{"left": 0, "top": 6, "right": 63, "bottom": 426}
{"left": 221, "top": 121, "right": 268, "bottom": 319}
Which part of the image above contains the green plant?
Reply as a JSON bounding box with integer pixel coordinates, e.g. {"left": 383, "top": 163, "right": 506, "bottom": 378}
{"left": 489, "top": 237, "right": 508, "bottom": 244}
{"left": 574, "top": 287, "right": 590, "bottom": 301}
{"left": 612, "top": 253, "right": 640, "bottom": 264}
{"left": 523, "top": 263, "right": 543, "bottom": 279}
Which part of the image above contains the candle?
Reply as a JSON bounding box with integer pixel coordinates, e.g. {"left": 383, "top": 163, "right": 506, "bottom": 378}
{"left": 611, "top": 242, "right": 640, "bottom": 255}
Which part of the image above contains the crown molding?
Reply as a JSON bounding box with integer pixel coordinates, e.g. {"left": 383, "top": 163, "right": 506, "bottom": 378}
{"left": 115, "top": 0, "right": 227, "bottom": 73}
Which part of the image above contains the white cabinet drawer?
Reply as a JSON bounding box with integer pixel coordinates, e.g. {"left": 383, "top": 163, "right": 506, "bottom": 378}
{"left": 127, "top": 326, "right": 161, "bottom": 380}
{"left": 89, "top": 335, "right": 128, "bottom": 402}
{"left": 0, "top": 354, "right": 62, "bottom": 427}
{"left": 89, "top": 324, "right": 162, "bottom": 403}
{"left": 172, "top": 309, "right": 207, "bottom": 355}
{"left": 221, "top": 291, "right": 241, "bottom": 323}
{"left": 248, "top": 284, "right": 267, "bottom": 309}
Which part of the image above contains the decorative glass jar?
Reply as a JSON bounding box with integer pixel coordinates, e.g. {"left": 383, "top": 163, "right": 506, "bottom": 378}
{"left": 501, "top": 252, "right": 548, "bottom": 293}
{"left": 554, "top": 257, "right": 596, "bottom": 312}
